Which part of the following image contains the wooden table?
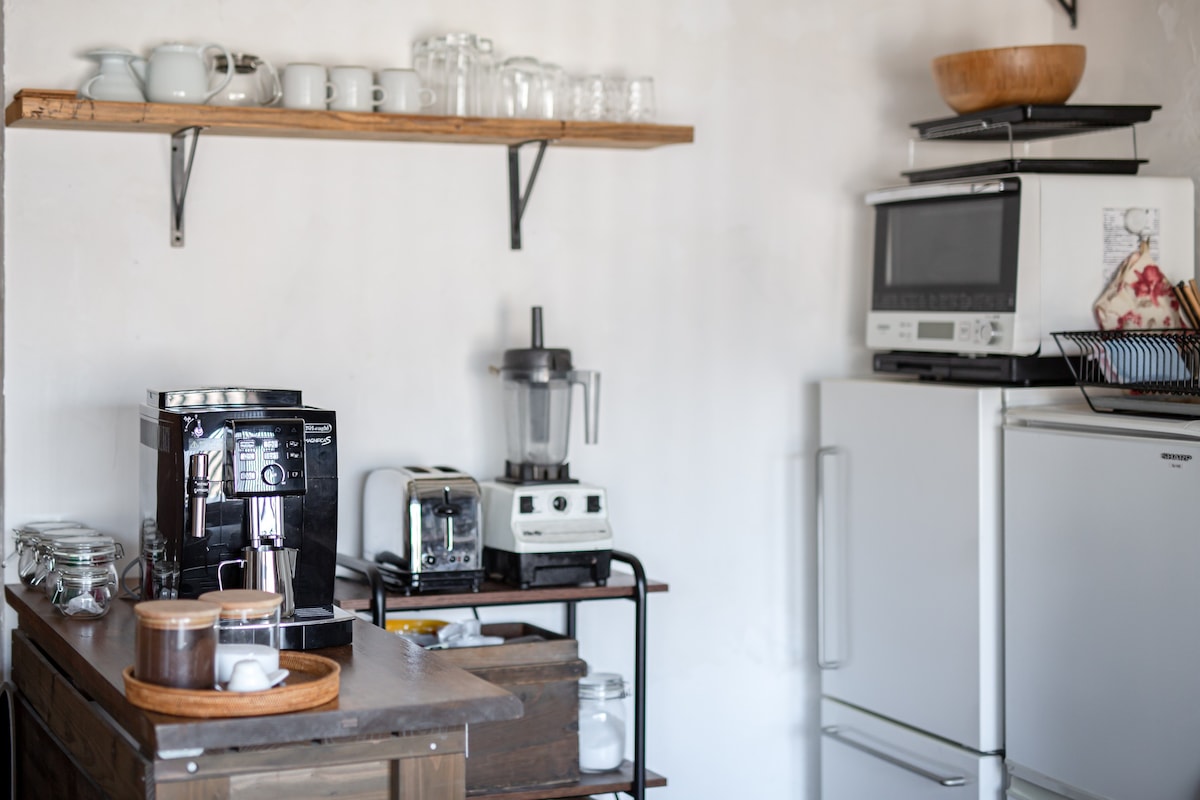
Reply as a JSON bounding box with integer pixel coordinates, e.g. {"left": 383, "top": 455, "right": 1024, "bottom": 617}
{"left": 6, "top": 584, "right": 522, "bottom": 799}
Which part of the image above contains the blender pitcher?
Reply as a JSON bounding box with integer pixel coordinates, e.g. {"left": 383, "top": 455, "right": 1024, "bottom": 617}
{"left": 498, "top": 307, "right": 599, "bottom": 483}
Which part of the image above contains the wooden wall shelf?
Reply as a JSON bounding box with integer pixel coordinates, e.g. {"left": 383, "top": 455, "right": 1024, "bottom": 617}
{"left": 5, "top": 89, "right": 693, "bottom": 149}
{"left": 4, "top": 88, "right": 693, "bottom": 249}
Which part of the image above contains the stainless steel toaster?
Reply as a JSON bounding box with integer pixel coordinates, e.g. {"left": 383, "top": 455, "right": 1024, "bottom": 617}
{"left": 362, "top": 466, "right": 484, "bottom": 594}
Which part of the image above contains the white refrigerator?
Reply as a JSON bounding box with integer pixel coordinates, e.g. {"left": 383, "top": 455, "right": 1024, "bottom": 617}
{"left": 817, "top": 378, "right": 1071, "bottom": 799}
{"left": 1003, "top": 405, "right": 1200, "bottom": 800}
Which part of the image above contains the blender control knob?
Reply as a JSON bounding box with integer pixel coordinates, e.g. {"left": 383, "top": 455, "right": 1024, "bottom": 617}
{"left": 553, "top": 496, "right": 568, "bottom": 512}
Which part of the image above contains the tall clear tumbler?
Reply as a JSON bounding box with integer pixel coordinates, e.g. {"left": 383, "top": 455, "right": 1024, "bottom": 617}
{"left": 441, "top": 32, "right": 481, "bottom": 116}
{"left": 539, "top": 62, "right": 568, "bottom": 119}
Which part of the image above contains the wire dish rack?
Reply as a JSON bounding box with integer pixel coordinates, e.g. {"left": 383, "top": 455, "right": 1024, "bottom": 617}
{"left": 1052, "top": 329, "right": 1200, "bottom": 417}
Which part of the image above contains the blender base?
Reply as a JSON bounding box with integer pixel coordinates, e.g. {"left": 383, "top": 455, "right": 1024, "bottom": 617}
{"left": 484, "top": 547, "right": 612, "bottom": 590}
{"left": 500, "top": 461, "right": 578, "bottom": 484}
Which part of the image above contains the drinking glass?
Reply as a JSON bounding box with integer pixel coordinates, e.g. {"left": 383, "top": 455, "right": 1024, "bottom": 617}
{"left": 626, "top": 76, "right": 656, "bottom": 122}
{"left": 603, "top": 77, "right": 629, "bottom": 122}
{"left": 441, "top": 32, "right": 480, "bottom": 116}
{"left": 499, "top": 57, "right": 543, "bottom": 118}
{"left": 539, "top": 62, "right": 569, "bottom": 120}
{"left": 571, "top": 74, "right": 606, "bottom": 121}
{"left": 476, "top": 37, "right": 497, "bottom": 116}
{"left": 412, "top": 36, "right": 444, "bottom": 112}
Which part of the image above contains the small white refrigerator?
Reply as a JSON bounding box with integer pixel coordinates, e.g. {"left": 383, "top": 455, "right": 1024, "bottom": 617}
{"left": 817, "top": 378, "right": 1071, "bottom": 800}
{"left": 1004, "top": 405, "right": 1200, "bottom": 800}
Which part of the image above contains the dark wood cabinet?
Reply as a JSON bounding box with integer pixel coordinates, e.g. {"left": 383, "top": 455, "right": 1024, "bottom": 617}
{"left": 5, "top": 584, "right": 520, "bottom": 799}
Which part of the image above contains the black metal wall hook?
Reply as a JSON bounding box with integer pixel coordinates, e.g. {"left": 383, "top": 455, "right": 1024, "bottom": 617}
{"left": 1055, "top": 0, "right": 1078, "bottom": 28}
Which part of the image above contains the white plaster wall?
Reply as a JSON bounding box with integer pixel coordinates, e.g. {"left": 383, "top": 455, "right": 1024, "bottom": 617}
{"left": 1054, "top": 0, "right": 1200, "bottom": 277}
{"left": 1, "top": 1, "right": 1053, "bottom": 797}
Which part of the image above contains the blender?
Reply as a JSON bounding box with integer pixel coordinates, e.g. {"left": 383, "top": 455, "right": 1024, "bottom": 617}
{"left": 481, "top": 307, "right": 613, "bottom": 588}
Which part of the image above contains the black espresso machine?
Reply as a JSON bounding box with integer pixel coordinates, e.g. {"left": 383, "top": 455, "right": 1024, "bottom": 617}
{"left": 138, "top": 387, "right": 354, "bottom": 649}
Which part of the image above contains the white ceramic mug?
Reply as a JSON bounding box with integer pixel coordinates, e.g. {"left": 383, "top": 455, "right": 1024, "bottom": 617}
{"left": 377, "top": 68, "right": 435, "bottom": 113}
{"left": 282, "top": 63, "right": 337, "bottom": 110}
{"left": 328, "top": 65, "right": 385, "bottom": 112}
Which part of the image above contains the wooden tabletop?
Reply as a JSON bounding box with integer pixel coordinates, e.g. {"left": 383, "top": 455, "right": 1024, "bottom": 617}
{"left": 335, "top": 572, "right": 668, "bottom": 613}
{"left": 5, "top": 584, "right": 522, "bottom": 754}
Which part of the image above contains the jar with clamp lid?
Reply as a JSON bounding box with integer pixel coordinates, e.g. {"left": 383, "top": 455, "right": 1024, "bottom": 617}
{"left": 46, "top": 535, "right": 124, "bottom": 618}
{"left": 23, "top": 526, "right": 100, "bottom": 589}
{"left": 13, "top": 522, "right": 86, "bottom": 587}
{"left": 578, "top": 672, "right": 628, "bottom": 772}
{"left": 198, "top": 589, "right": 282, "bottom": 683}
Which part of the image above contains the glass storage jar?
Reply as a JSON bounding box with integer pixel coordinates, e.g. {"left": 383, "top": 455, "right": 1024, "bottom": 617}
{"left": 13, "top": 521, "right": 84, "bottom": 587}
{"left": 46, "top": 535, "right": 124, "bottom": 618}
{"left": 24, "top": 527, "right": 101, "bottom": 589}
{"left": 134, "top": 599, "right": 220, "bottom": 689}
{"left": 198, "top": 589, "right": 282, "bottom": 683}
{"left": 578, "top": 672, "right": 628, "bottom": 772}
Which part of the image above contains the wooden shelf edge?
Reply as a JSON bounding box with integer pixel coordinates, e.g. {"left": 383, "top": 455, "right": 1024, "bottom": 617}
{"left": 6, "top": 89, "right": 693, "bottom": 149}
{"left": 469, "top": 763, "right": 666, "bottom": 799}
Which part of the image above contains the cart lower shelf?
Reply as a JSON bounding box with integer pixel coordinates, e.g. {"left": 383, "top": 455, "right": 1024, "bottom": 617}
{"left": 471, "top": 762, "right": 666, "bottom": 799}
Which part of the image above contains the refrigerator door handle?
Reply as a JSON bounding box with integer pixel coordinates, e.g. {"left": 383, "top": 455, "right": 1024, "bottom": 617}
{"left": 816, "top": 445, "right": 843, "bottom": 669}
{"left": 822, "top": 725, "right": 967, "bottom": 787}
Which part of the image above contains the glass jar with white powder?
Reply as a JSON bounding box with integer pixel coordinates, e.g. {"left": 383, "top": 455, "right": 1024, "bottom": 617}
{"left": 578, "top": 672, "right": 627, "bottom": 772}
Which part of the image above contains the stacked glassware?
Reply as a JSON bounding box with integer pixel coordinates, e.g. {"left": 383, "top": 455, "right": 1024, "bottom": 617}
{"left": 412, "top": 32, "right": 657, "bottom": 122}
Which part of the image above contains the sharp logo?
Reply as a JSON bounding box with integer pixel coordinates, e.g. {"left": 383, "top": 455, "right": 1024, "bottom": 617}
{"left": 1161, "top": 452, "right": 1192, "bottom": 462}
{"left": 305, "top": 423, "right": 333, "bottom": 434}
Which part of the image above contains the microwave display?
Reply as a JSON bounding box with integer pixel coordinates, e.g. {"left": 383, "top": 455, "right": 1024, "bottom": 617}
{"left": 872, "top": 191, "right": 1020, "bottom": 312}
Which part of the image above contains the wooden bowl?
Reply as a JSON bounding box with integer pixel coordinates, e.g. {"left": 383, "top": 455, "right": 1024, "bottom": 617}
{"left": 932, "top": 44, "right": 1086, "bottom": 114}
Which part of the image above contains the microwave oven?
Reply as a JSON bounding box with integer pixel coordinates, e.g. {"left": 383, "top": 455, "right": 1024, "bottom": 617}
{"left": 865, "top": 173, "right": 1196, "bottom": 356}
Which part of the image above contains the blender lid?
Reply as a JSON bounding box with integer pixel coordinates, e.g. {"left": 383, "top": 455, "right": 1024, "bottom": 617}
{"left": 500, "top": 306, "right": 573, "bottom": 375}
{"left": 501, "top": 346, "right": 572, "bottom": 373}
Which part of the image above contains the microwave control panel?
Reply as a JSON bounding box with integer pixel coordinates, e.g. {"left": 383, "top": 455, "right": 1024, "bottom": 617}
{"left": 868, "top": 312, "right": 1012, "bottom": 354}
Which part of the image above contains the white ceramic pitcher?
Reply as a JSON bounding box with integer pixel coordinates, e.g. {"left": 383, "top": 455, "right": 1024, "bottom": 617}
{"left": 131, "top": 42, "right": 235, "bottom": 104}
{"left": 78, "top": 49, "right": 146, "bottom": 102}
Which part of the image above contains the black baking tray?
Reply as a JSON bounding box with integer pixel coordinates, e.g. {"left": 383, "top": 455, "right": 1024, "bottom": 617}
{"left": 912, "top": 104, "right": 1161, "bottom": 141}
{"left": 873, "top": 351, "right": 1075, "bottom": 386}
{"left": 904, "top": 158, "right": 1147, "bottom": 183}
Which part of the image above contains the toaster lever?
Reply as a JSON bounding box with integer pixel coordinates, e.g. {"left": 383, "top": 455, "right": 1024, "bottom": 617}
{"left": 434, "top": 487, "right": 458, "bottom": 551}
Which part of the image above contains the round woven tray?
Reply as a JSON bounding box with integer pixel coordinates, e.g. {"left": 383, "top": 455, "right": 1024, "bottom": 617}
{"left": 123, "top": 651, "right": 340, "bottom": 718}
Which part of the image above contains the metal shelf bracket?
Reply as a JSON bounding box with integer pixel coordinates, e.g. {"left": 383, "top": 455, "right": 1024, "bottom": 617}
{"left": 507, "top": 140, "right": 549, "bottom": 250}
{"left": 1055, "top": 0, "right": 1078, "bottom": 28}
{"left": 170, "top": 126, "right": 203, "bottom": 247}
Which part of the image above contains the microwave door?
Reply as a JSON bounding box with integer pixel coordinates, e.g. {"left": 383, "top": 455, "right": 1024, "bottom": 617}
{"left": 866, "top": 179, "right": 1022, "bottom": 354}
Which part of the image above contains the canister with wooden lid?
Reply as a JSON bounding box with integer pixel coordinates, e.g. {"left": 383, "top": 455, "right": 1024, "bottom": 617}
{"left": 134, "top": 599, "right": 220, "bottom": 689}
{"left": 198, "top": 589, "right": 282, "bottom": 683}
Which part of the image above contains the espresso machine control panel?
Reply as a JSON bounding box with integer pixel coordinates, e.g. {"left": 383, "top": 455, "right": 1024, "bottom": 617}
{"left": 227, "top": 419, "right": 307, "bottom": 497}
